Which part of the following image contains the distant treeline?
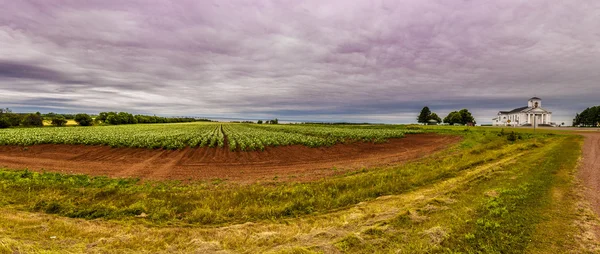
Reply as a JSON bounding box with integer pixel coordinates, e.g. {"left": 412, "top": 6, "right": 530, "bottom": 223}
{"left": 96, "top": 112, "right": 211, "bottom": 125}
{"left": 0, "top": 108, "right": 210, "bottom": 128}
{"left": 96, "top": 112, "right": 204, "bottom": 125}
{"left": 0, "top": 109, "right": 47, "bottom": 128}
{"left": 573, "top": 106, "right": 600, "bottom": 127}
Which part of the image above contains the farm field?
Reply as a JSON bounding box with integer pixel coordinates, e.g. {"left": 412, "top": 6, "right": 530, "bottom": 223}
{"left": 0, "top": 122, "right": 420, "bottom": 150}
{"left": 0, "top": 125, "right": 599, "bottom": 253}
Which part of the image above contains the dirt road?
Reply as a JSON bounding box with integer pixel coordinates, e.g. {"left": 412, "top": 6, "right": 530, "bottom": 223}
{"left": 0, "top": 133, "right": 460, "bottom": 183}
{"left": 580, "top": 132, "right": 600, "bottom": 216}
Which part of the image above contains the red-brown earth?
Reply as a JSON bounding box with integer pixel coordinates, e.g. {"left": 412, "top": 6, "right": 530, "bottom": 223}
{"left": 0, "top": 133, "right": 460, "bottom": 183}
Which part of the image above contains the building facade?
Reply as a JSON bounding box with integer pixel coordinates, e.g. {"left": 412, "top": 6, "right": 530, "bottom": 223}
{"left": 493, "top": 97, "right": 553, "bottom": 126}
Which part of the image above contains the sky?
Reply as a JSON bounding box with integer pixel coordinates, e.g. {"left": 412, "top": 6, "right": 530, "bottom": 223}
{"left": 1, "top": 0, "right": 599, "bottom": 124}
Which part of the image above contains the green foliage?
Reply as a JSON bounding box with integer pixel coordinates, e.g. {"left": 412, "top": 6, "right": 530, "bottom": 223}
{"left": 418, "top": 106, "right": 442, "bottom": 124}
{"left": 0, "top": 122, "right": 225, "bottom": 149}
{"left": 444, "top": 109, "right": 476, "bottom": 125}
{"left": 20, "top": 113, "right": 43, "bottom": 127}
{"left": 50, "top": 115, "right": 68, "bottom": 127}
{"left": 0, "top": 122, "right": 421, "bottom": 151}
{"left": 506, "top": 131, "right": 519, "bottom": 142}
{"left": 257, "top": 120, "right": 263, "bottom": 124}
{"left": 430, "top": 113, "right": 442, "bottom": 123}
{"left": 74, "top": 113, "right": 93, "bottom": 126}
{"left": 3, "top": 113, "right": 22, "bottom": 127}
{"left": 418, "top": 106, "right": 432, "bottom": 123}
{"left": 573, "top": 105, "right": 600, "bottom": 127}
{"left": 0, "top": 117, "right": 10, "bottom": 129}
{"left": 97, "top": 111, "right": 197, "bottom": 125}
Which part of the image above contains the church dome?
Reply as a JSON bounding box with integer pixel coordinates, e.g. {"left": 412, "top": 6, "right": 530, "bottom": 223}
{"left": 529, "top": 97, "right": 541, "bottom": 100}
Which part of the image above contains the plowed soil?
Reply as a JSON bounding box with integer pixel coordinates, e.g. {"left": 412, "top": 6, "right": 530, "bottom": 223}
{"left": 0, "top": 133, "right": 460, "bottom": 183}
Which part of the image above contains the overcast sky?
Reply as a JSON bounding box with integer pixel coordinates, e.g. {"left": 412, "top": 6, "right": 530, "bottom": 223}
{"left": 1, "top": 0, "right": 599, "bottom": 124}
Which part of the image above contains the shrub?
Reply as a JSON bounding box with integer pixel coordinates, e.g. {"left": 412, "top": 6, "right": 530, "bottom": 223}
{"left": 74, "top": 113, "right": 93, "bottom": 126}
{"left": 21, "top": 113, "right": 43, "bottom": 127}
{"left": 51, "top": 115, "right": 68, "bottom": 127}
{"left": 507, "top": 131, "right": 517, "bottom": 142}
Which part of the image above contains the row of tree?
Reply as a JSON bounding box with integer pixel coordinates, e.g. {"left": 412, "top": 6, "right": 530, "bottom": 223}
{"left": 573, "top": 106, "right": 600, "bottom": 127}
{"left": 95, "top": 112, "right": 197, "bottom": 125}
{"left": 0, "top": 108, "right": 95, "bottom": 128}
{"left": 0, "top": 108, "right": 202, "bottom": 129}
{"left": 418, "top": 107, "right": 476, "bottom": 125}
{"left": 0, "top": 109, "right": 46, "bottom": 128}
{"left": 257, "top": 119, "right": 279, "bottom": 124}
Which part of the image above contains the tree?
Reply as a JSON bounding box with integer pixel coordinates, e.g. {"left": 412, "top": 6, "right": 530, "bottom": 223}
{"left": 459, "top": 109, "right": 476, "bottom": 125}
{"left": 443, "top": 111, "right": 463, "bottom": 125}
{"left": 257, "top": 120, "right": 263, "bottom": 124}
{"left": 106, "top": 114, "right": 119, "bottom": 125}
{"left": 21, "top": 113, "right": 44, "bottom": 127}
{"left": 430, "top": 113, "right": 442, "bottom": 123}
{"left": 51, "top": 115, "right": 68, "bottom": 127}
{"left": 0, "top": 117, "right": 10, "bottom": 129}
{"left": 444, "top": 109, "right": 476, "bottom": 125}
{"left": 417, "top": 107, "right": 432, "bottom": 124}
{"left": 75, "top": 113, "right": 94, "bottom": 126}
{"left": 574, "top": 106, "right": 600, "bottom": 127}
{"left": 97, "top": 112, "right": 110, "bottom": 122}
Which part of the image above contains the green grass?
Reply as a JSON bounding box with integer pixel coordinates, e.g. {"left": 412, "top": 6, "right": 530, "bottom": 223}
{"left": 326, "top": 133, "right": 587, "bottom": 253}
{"left": 0, "top": 126, "right": 594, "bottom": 253}
{"left": 0, "top": 128, "right": 536, "bottom": 226}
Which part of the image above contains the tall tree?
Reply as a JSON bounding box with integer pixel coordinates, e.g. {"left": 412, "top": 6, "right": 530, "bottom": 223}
{"left": 444, "top": 109, "right": 476, "bottom": 125}
{"left": 459, "top": 109, "right": 476, "bottom": 125}
{"left": 430, "top": 113, "right": 442, "bottom": 123}
{"left": 574, "top": 106, "right": 600, "bottom": 126}
{"left": 417, "top": 106, "right": 432, "bottom": 124}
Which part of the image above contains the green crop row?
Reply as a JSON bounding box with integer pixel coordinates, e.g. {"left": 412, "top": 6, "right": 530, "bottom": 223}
{"left": 0, "top": 122, "right": 420, "bottom": 150}
{"left": 223, "top": 124, "right": 333, "bottom": 151}
{"left": 0, "top": 122, "right": 224, "bottom": 149}
{"left": 250, "top": 124, "right": 420, "bottom": 143}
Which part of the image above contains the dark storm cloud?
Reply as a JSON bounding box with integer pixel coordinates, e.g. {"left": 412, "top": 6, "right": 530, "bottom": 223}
{"left": 1, "top": 0, "right": 599, "bottom": 123}
{"left": 0, "top": 61, "right": 65, "bottom": 81}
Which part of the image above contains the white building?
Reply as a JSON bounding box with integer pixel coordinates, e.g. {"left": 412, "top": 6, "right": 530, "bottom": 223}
{"left": 493, "top": 97, "right": 552, "bottom": 126}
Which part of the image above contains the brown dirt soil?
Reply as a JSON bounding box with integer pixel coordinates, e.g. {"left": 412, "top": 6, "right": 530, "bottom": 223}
{"left": 578, "top": 132, "right": 600, "bottom": 237}
{"left": 0, "top": 133, "right": 460, "bottom": 183}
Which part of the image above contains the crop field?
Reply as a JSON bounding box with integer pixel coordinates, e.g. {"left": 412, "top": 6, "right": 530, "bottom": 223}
{"left": 0, "top": 125, "right": 599, "bottom": 253}
{"left": 0, "top": 122, "right": 420, "bottom": 150}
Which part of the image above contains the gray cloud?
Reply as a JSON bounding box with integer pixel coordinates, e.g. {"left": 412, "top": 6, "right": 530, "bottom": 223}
{"left": 0, "top": 0, "right": 599, "bottom": 124}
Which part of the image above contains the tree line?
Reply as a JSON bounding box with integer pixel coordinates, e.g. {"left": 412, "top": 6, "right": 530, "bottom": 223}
{"left": 0, "top": 108, "right": 204, "bottom": 129}
{"left": 573, "top": 106, "right": 600, "bottom": 127}
{"left": 418, "top": 107, "right": 476, "bottom": 125}
{"left": 95, "top": 112, "right": 199, "bottom": 125}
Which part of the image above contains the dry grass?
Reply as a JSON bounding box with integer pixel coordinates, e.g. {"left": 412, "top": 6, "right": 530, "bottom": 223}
{"left": 0, "top": 128, "right": 594, "bottom": 253}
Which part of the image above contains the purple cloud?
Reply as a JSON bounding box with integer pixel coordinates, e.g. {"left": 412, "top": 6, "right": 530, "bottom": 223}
{"left": 0, "top": 0, "right": 599, "bottom": 123}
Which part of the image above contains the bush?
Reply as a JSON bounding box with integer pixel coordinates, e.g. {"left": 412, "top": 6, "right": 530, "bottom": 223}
{"left": 21, "top": 113, "right": 43, "bottom": 127}
{"left": 74, "top": 113, "right": 93, "bottom": 126}
{"left": 507, "top": 131, "right": 517, "bottom": 142}
{"left": 51, "top": 115, "right": 68, "bottom": 127}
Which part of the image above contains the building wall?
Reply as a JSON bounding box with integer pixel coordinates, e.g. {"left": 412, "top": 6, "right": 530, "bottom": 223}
{"left": 493, "top": 111, "right": 552, "bottom": 126}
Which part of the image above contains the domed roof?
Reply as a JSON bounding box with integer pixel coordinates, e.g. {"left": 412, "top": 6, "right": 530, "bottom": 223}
{"left": 529, "top": 97, "right": 541, "bottom": 100}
